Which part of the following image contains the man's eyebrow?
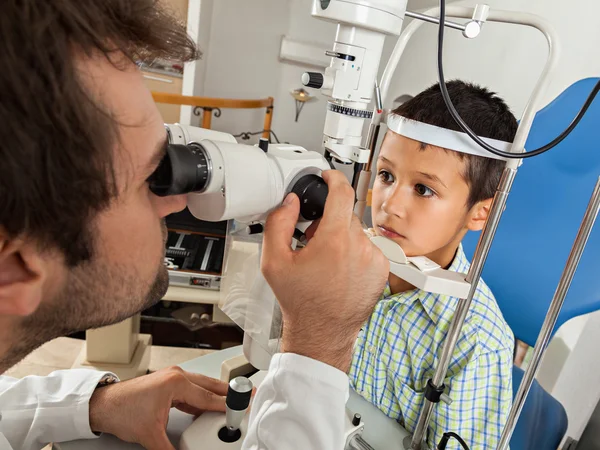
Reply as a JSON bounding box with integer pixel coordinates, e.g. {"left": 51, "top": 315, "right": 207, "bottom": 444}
{"left": 146, "top": 135, "right": 169, "bottom": 174}
{"left": 418, "top": 171, "right": 448, "bottom": 189}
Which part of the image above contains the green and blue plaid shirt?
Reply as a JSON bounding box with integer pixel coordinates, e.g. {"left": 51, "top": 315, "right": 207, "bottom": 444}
{"left": 349, "top": 245, "right": 514, "bottom": 450}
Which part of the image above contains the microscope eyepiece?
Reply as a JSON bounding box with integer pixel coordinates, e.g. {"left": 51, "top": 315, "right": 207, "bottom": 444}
{"left": 149, "top": 143, "right": 211, "bottom": 197}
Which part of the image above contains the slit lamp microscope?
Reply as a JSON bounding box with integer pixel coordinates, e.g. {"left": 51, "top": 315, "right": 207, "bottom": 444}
{"left": 147, "top": 1, "right": 600, "bottom": 449}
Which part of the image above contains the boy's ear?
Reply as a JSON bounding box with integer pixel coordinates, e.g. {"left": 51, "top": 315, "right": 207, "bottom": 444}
{"left": 0, "top": 233, "right": 47, "bottom": 317}
{"left": 467, "top": 198, "right": 493, "bottom": 232}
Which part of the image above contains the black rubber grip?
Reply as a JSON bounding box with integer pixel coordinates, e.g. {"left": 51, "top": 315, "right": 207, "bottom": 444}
{"left": 226, "top": 386, "right": 252, "bottom": 411}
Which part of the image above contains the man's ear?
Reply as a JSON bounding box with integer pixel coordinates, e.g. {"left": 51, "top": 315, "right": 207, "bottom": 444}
{"left": 0, "top": 235, "right": 47, "bottom": 316}
{"left": 467, "top": 198, "right": 493, "bottom": 232}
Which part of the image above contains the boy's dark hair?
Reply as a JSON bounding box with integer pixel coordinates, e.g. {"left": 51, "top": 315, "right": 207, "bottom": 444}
{"left": 0, "top": 0, "right": 199, "bottom": 266}
{"left": 393, "top": 80, "right": 518, "bottom": 209}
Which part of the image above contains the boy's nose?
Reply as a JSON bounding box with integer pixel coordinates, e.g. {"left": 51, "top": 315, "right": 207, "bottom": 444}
{"left": 382, "top": 194, "right": 408, "bottom": 219}
{"left": 381, "top": 185, "right": 410, "bottom": 219}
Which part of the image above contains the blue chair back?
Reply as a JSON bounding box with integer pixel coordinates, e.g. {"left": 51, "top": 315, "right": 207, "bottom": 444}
{"left": 511, "top": 365, "right": 568, "bottom": 450}
{"left": 463, "top": 77, "right": 600, "bottom": 347}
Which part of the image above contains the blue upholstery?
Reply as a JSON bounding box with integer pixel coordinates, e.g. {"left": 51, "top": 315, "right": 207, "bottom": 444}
{"left": 511, "top": 365, "right": 568, "bottom": 450}
{"left": 461, "top": 78, "right": 600, "bottom": 450}
{"left": 463, "top": 77, "right": 600, "bottom": 348}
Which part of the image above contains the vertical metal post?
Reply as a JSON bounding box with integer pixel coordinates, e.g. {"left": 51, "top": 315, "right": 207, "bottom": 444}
{"left": 410, "top": 168, "right": 517, "bottom": 449}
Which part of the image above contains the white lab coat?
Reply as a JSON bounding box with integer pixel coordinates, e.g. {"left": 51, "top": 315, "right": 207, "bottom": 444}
{"left": 0, "top": 353, "right": 348, "bottom": 450}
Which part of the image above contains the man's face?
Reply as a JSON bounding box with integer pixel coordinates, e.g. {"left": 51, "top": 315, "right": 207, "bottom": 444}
{"left": 371, "top": 131, "right": 472, "bottom": 261}
{"left": 8, "top": 53, "right": 187, "bottom": 361}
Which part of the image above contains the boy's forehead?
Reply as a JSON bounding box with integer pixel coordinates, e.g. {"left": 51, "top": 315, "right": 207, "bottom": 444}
{"left": 380, "top": 131, "right": 468, "bottom": 182}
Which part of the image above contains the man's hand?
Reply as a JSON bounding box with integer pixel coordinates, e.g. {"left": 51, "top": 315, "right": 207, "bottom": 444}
{"left": 261, "top": 170, "right": 389, "bottom": 372}
{"left": 89, "top": 366, "right": 228, "bottom": 450}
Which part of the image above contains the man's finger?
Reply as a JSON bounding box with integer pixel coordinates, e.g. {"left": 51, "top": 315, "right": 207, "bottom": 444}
{"left": 144, "top": 432, "right": 175, "bottom": 450}
{"left": 262, "top": 193, "right": 300, "bottom": 271}
{"left": 178, "top": 383, "right": 227, "bottom": 413}
{"left": 184, "top": 371, "right": 229, "bottom": 396}
{"left": 319, "top": 170, "right": 355, "bottom": 232}
{"left": 175, "top": 403, "right": 205, "bottom": 417}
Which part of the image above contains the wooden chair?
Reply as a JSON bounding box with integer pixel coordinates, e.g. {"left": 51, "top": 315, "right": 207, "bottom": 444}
{"left": 151, "top": 92, "right": 274, "bottom": 140}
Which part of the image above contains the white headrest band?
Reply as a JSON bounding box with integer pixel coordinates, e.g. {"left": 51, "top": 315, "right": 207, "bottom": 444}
{"left": 386, "top": 114, "right": 514, "bottom": 161}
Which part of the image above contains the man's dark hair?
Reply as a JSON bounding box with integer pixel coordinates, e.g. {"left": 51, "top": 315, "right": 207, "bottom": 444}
{"left": 0, "top": 0, "right": 199, "bottom": 266}
{"left": 393, "top": 80, "right": 518, "bottom": 209}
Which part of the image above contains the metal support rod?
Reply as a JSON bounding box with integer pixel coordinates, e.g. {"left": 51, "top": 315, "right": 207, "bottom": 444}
{"left": 410, "top": 168, "right": 518, "bottom": 449}
{"left": 497, "top": 177, "right": 600, "bottom": 450}
{"left": 405, "top": 10, "right": 467, "bottom": 31}
{"left": 351, "top": 162, "right": 366, "bottom": 190}
{"left": 352, "top": 163, "right": 371, "bottom": 220}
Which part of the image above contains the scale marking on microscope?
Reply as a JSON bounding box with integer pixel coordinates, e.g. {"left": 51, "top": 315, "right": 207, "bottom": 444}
{"left": 327, "top": 102, "right": 374, "bottom": 119}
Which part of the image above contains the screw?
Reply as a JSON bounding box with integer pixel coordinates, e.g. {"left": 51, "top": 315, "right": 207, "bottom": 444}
{"left": 440, "top": 393, "right": 453, "bottom": 405}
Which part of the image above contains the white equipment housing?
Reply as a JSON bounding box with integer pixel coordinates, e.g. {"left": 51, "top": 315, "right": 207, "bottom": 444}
{"left": 310, "top": 0, "right": 408, "bottom": 163}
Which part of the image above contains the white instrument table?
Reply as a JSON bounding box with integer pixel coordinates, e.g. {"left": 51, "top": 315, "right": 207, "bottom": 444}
{"left": 56, "top": 346, "right": 409, "bottom": 450}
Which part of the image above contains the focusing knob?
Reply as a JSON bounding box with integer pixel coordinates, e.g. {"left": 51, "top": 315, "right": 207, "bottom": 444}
{"left": 291, "top": 174, "right": 328, "bottom": 221}
{"left": 302, "top": 72, "right": 324, "bottom": 89}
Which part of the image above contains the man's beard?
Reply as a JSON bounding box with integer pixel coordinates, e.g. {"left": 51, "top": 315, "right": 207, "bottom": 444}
{"left": 1, "top": 250, "right": 169, "bottom": 372}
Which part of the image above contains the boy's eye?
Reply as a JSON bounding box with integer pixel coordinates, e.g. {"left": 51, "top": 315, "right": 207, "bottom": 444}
{"left": 378, "top": 170, "right": 394, "bottom": 183}
{"left": 415, "top": 183, "right": 435, "bottom": 198}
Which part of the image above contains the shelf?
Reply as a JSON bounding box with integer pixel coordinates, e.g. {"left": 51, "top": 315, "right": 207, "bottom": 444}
{"left": 163, "top": 285, "right": 220, "bottom": 305}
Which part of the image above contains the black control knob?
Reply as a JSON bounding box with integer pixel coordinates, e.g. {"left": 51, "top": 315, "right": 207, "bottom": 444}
{"left": 247, "top": 223, "right": 264, "bottom": 235}
{"left": 219, "top": 377, "right": 253, "bottom": 443}
{"left": 258, "top": 138, "right": 269, "bottom": 152}
{"left": 302, "top": 72, "right": 324, "bottom": 89}
{"left": 291, "top": 174, "right": 328, "bottom": 221}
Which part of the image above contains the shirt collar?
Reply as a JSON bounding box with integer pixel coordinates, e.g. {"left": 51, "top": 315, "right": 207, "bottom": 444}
{"left": 383, "top": 244, "right": 471, "bottom": 325}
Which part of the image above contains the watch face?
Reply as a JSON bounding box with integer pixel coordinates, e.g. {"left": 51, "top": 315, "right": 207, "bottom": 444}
{"left": 321, "top": 0, "right": 331, "bottom": 9}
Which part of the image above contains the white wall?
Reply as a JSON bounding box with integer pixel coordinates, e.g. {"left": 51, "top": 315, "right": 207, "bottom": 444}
{"left": 385, "top": 0, "right": 600, "bottom": 118}
{"left": 181, "top": 0, "right": 214, "bottom": 124}
{"left": 198, "top": 0, "right": 292, "bottom": 143}
{"left": 270, "top": 0, "right": 336, "bottom": 152}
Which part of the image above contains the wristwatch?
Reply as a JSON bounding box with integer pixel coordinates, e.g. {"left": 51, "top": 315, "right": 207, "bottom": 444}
{"left": 91, "top": 373, "right": 120, "bottom": 437}
{"left": 97, "top": 373, "right": 119, "bottom": 387}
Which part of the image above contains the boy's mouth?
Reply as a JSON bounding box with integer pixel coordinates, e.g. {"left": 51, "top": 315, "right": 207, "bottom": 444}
{"left": 377, "top": 225, "right": 405, "bottom": 240}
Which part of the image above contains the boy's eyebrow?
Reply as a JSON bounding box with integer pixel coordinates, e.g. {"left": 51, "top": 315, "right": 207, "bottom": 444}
{"left": 378, "top": 155, "right": 394, "bottom": 166}
{"left": 418, "top": 171, "right": 448, "bottom": 189}
{"left": 379, "top": 155, "right": 448, "bottom": 189}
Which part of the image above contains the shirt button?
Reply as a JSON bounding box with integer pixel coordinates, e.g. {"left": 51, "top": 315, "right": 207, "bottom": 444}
{"left": 369, "top": 346, "right": 376, "bottom": 353}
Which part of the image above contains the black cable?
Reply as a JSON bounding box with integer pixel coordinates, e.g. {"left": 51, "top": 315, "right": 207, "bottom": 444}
{"left": 232, "top": 129, "right": 282, "bottom": 144}
{"left": 437, "top": 0, "right": 600, "bottom": 159}
{"left": 437, "top": 432, "right": 470, "bottom": 450}
{"left": 269, "top": 129, "right": 282, "bottom": 144}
